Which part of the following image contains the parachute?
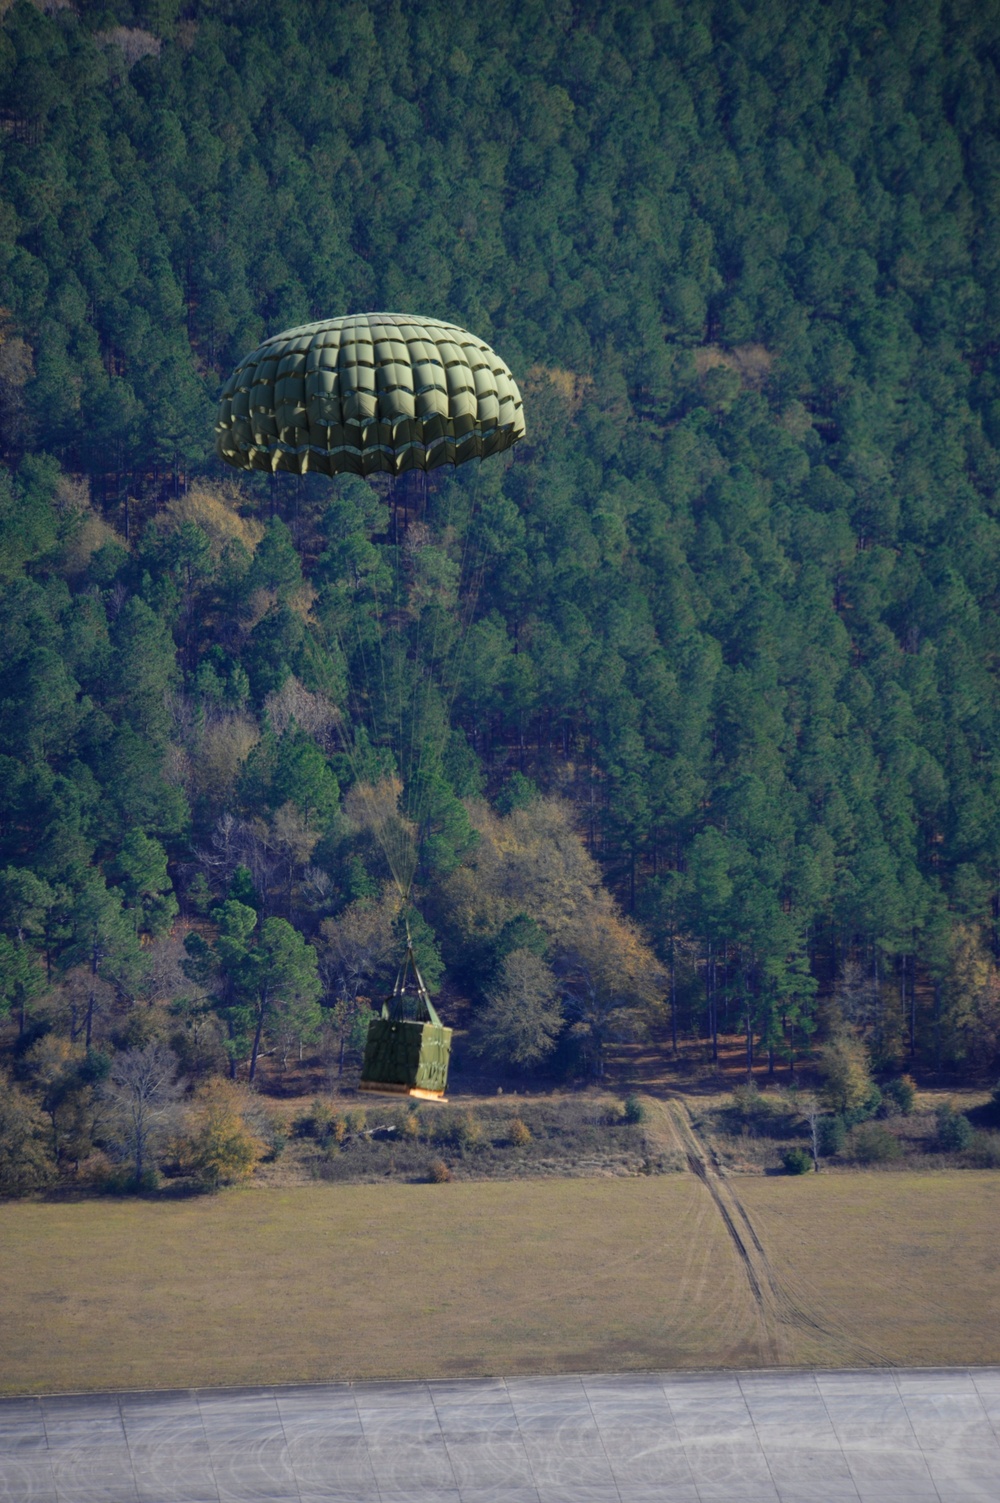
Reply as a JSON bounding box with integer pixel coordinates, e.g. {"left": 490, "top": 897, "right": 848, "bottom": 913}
{"left": 215, "top": 312, "right": 525, "bottom": 477}
{"left": 218, "top": 313, "right": 526, "bottom": 1099}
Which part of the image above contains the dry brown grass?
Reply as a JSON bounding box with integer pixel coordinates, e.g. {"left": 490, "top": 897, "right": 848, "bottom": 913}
{"left": 739, "top": 1171, "right": 1000, "bottom": 1368}
{"left": 0, "top": 1179, "right": 755, "bottom": 1395}
{"left": 4, "top": 1171, "right": 999, "bottom": 1396}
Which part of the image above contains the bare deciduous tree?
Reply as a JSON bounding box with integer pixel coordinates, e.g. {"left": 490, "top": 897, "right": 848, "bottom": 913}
{"left": 102, "top": 1043, "right": 180, "bottom": 1185}
{"left": 834, "top": 958, "right": 879, "bottom": 1033}
{"left": 472, "top": 949, "right": 564, "bottom": 1068}
{"left": 194, "top": 713, "right": 260, "bottom": 807}
{"left": 264, "top": 676, "right": 337, "bottom": 747}
{"left": 196, "top": 812, "right": 242, "bottom": 886}
{"left": 320, "top": 890, "right": 401, "bottom": 1004}
{"left": 795, "top": 1091, "right": 822, "bottom": 1172}
{"left": 270, "top": 802, "right": 320, "bottom": 911}
{"left": 319, "top": 890, "right": 400, "bottom": 1074}
{"left": 195, "top": 813, "right": 280, "bottom": 912}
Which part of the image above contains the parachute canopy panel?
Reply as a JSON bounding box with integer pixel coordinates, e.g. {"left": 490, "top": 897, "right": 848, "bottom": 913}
{"left": 216, "top": 312, "right": 525, "bottom": 477}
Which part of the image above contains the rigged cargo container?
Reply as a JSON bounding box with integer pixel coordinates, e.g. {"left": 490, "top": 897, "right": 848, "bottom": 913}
{"left": 359, "top": 933, "right": 451, "bottom": 1100}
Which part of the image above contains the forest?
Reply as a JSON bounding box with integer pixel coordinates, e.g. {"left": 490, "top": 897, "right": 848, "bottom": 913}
{"left": 3, "top": 0, "right": 1000, "bottom": 1192}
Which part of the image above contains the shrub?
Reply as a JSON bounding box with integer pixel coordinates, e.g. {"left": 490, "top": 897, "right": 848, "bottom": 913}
{"left": 980, "top": 1082, "right": 998, "bottom": 1130}
{"left": 730, "top": 1080, "right": 773, "bottom": 1127}
{"left": 816, "top": 1115, "right": 846, "bottom": 1157}
{"left": 186, "top": 1117, "right": 262, "bottom": 1187}
{"left": 623, "top": 1093, "right": 647, "bottom": 1124}
{"left": 103, "top": 1166, "right": 162, "bottom": 1194}
{"left": 428, "top": 1158, "right": 452, "bottom": 1183}
{"left": 176, "top": 1081, "right": 269, "bottom": 1188}
{"left": 344, "top": 1107, "right": 367, "bottom": 1135}
{"left": 966, "top": 1131, "right": 1000, "bottom": 1168}
{"left": 403, "top": 1110, "right": 422, "bottom": 1141}
{"left": 509, "top": 1117, "right": 532, "bottom": 1147}
{"left": 850, "top": 1122, "right": 902, "bottom": 1164}
{"left": 783, "top": 1147, "right": 813, "bottom": 1175}
{"left": 0, "top": 1075, "right": 55, "bottom": 1195}
{"left": 935, "top": 1103, "right": 974, "bottom": 1153}
{"left": 295, "top": 1098, "right": 334, "bottom": 1141}
{"left": 880, "top": 1076, "right": 916, "bottom": 1116}
{"left": 457, "top": 1111, "right": 485, "bottom": 1149}
{"left": 843, "top": 1083, "right": 882, "bottom": 1128}
{"left": 820, "top": 1034, "right": 876, "bottom": 1115}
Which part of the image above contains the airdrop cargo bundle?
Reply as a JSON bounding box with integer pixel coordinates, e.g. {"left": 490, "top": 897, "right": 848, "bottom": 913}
{"left": 216, "top": 313, "right": 524, "bottom": 1100}
{"left": 359, "top": 935, "right": 451, "bottom": 1101}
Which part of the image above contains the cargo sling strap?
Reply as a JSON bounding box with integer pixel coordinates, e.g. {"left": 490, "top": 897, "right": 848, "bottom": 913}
{"left": 382, "top": 932, "right": 442, "bottom": 1027}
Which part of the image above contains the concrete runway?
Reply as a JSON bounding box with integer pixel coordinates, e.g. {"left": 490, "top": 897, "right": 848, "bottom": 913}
{"left": 1, "top": 1368, "right": 999, "bottom": 1503}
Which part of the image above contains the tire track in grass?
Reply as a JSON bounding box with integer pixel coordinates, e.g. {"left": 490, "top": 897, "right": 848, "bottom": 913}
{"left": 666, "top": 1098, "right": 893, "bottom": 1368}
{"left": 646, "top": 1098, "right": 778, "bottom": 1363}
{"left": 663, "top": 1100, "right": 778, "bottom": 1355}
{"left": 662, "top": 1187, "right": 747, "bottom": 1359}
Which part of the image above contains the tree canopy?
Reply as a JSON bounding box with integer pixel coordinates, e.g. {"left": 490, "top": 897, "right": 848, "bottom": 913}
{"left": 4, "top": 0, "right": 1000, "bottom": 1194}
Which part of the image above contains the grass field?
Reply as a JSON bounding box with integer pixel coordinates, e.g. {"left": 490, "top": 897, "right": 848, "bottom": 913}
{"left": 740, "top": 1172, "right": 1000, "bottom": 1368}
{"left": 0, "top": 1179, "right": 755, "bottom": 1394}
{"left": 3, "top": 1172, "right": 999, "bottom": 1395}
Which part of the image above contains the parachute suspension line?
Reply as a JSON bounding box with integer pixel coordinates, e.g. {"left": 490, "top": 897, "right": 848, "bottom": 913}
{"left": 401, "top": 494, "right": 434, "bottom": 886}
{"left": 371, "top": 474, "right": 417, "bottom": 900}
{"left": 367, "top": 563, "right": 392, "bottom": 806}
{"left": 326, "top": 467, "right": 443, "bottom": 908}
{"left": 443, "top": 490, "right": 493, "bottom": 741}
{"left": 341, "top": 466, "right": 455, "bottom": 913}
{"left": 326, "top": 555, "right": 414, "bottom": 904}
{"left": 325, "top": 466, "right": 499, "bottom": 931}
{"left": 397, "top": 471, "right": 496, "bottom": 894}
{"left": 379, "top": 477, "right": 406, "bottom": 894}
{"left": 384, "top": 477, "right": 409, "bottom": 889}
{"left": 319, "top": 477, "right": 416, "bottom": 907}
{"left": 398, "top": 467, "right": 466, "bottom": 897}
{"left": 384, "top": 496, "right": 425, "bottom": 903}
{"left": 362, "top": 586, "right": 412, "bottom": 901}
{"left": 383, "top": 908, "right": 442, "bottom": 1028}
{"left": 430, "top": 484, "right": 486, "bottom": 773}
{"left": 413, "top": 475, "right": 494, "bottom": 790}
{"left": 353, "top": 576, "right": 411, "bottom": 902}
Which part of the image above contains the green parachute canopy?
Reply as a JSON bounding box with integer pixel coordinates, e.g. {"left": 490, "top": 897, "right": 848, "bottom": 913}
{"left": 216, "top": 312, "right": 525, "bottom": 477}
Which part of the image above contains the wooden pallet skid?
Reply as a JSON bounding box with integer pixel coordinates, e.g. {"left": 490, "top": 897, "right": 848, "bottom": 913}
{"left": 357, "top": 1081, "right": 447, "bottom": 1102}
